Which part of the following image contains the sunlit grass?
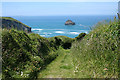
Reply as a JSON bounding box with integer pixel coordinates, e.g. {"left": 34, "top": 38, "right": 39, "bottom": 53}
{"left": 38, "top": 48, "right": 75, "bottom": 78}
{"left": 1, "top": 18, "right": 119, "bottom": 78}
{"left": 1, "top": 17, "right": 30, "bottom": 28}
{"left": 71, "top": 20, "right": 119, "bottom": 78}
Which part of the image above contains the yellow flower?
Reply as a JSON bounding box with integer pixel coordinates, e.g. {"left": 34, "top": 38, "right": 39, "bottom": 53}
{"left": 5, "top": 70, "right": 8, "bottom": 72}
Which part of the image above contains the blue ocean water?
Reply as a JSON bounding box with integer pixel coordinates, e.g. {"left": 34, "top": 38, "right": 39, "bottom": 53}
{"left": 12, "top": 15, "right": 114, "bottom": 38}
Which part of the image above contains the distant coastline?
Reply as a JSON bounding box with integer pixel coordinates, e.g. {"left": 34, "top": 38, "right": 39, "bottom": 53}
{"left": 8, "top": 15, "right": 114, "bottom": 38}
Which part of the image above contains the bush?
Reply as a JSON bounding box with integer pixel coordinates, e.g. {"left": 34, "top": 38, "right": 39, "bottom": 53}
{"left": 75, "top": 33, "right": 86, "bottom": 40}
{"left": 2, "top": 29, "right": 58, "bottom": 79}
{"left": 71, "top": 21, "right": 119, "bottom": 78}
{"left": 48, "top": 36, "right": 75, "bottom": 49}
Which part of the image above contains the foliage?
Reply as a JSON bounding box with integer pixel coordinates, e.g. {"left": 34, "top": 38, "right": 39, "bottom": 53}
{"left": 1, "top": 17, "right": 30, "bottom": 28}
{"left": 48, "top": 36, "right": 75, "bottom": 49}
{"left": 2, "top": 17, "right": 119, "bottom": 78}
{"left": 38, "top": 48, "right": 75, "bottom": 78}
{"left": 2, "top": 28, "right": 76, "bottom": 79}
{"left": 71, "top": 20, "right": 120, "bottom": 78}
{"left": 2, "top": 29, "right": 57, "bottom": 79}
{"left": 75, "top": 33, "right": 86, "bottom": 40}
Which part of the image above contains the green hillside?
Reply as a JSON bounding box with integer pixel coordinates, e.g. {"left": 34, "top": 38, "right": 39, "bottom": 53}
{"left": 71, "top": 21, "right": 119, "bottom": 78}
{"left": 1, "top": 17, "right": 119, "bottom": 79}
{"left": 1, "top": 29, "right": 74, "bottom": 79}
{"left": 2, "top": 29, "right": 56, "bottom": 79}
{"left": 1, "top": 17, "right": 31, "bottom": 32}
{"left": 37, "top": 20, "right": 119, "bottom": 78}
{"left": 1, "top": 17, "right": 30, "bottom": 28}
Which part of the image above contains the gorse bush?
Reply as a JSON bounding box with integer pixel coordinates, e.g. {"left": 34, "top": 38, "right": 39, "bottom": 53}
{"left": 28, "top": 33, "right": 51, "bottom": 58}
{"left": 2, "top": 17, "right": 119, "bottom": 78}
{"left": 48, "top": 36, "right": 74, "bottom": 49}
{"left": 2, "top": 28, "right": 75, "bottom": 79}
{"left": 2, "top": 29, "right": 57, "bottom": 79}
{"left": 2, "top": 29, "right": 31, "bottom": 78}
{"left": 75, "top": 33, "right": 86, "bottom": 40}
{"left": 71, "top": 20, "right": 119, "bottom": 78}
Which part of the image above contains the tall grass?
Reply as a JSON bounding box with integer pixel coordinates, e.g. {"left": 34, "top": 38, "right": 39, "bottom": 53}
{"left": 2, "top": 29, "right": 74, "bottom": 79}
{"left": 1, "top": 18, "right": 120, "bottom": 78}
{"left": 2, "top": 29, "right": 58, "bottom": 79}
{"left": 71, "top": 20, "right": 119, "bottom": 78}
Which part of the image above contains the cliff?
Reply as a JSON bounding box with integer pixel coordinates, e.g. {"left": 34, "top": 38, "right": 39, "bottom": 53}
{"left": 1, "top": 17, "right": 31, "bottom": 32}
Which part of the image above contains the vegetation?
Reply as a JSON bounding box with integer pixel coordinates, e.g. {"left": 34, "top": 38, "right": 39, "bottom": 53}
{"left": 1, "top": 17, "right": 30, "bottom": 28}
{"left": 71, "top": 20, "right": 119, "bottom": 78}
{"left": 48, "top": 36, "right": 74, "bottom": 49}
{"left": 1, "top": 29, "right": 74, "bottom": 79}
{"left": 37, "top": 20, "right": 119, "bottom": 78}
{"left": 2, "top": 29, "right": 56, "bottom": 79}
{"left": 38, "top": 48, "right": 75, "bottom": 78}
{"left": 1, "top": 17, "right": 119, "bottom": 79}
{"left": 75, "top": 33, "right": 86, "bottom": 40}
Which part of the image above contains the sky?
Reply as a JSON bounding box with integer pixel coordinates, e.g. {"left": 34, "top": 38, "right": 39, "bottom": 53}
{"left": 1, "top": 0, "right": 119, "bottom": 2}
{"left": 2, "top": 2, "right": 118, "bottom": 16}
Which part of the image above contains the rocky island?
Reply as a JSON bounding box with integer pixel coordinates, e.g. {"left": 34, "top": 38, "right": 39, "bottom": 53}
{"left": 65, "top": 20, "right": 75, "bottom": 25}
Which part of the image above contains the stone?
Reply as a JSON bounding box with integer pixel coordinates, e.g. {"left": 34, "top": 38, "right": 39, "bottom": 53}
{"left": 65, "top": 20, "right": 75, "bottom": 25}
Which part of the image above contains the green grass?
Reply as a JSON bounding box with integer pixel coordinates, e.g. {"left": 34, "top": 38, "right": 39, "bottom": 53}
{"left": 2, "top": 29, "right": 58, "bottom": 79}
{"left": 38, "top": 48, "right": 75, "bottom": 78}
{"left": 70, "top": 21, "right": 119, "bottom": 78}
{"left": 1, "top": 18, "right": 119, "bottom": 79}
{"left": 48, "top": 36, "right": 75, "bottom": 49}
{"left": 48, "top": 36, "right": 74, "bottom": 42}
{"left": 2, "top": 29, "right": 75, "bottom": 79}
{"left": 1, "top": 17, "right": 30, "bottom": 28}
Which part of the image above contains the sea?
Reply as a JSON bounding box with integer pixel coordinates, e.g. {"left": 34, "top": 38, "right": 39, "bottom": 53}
{"left": 12, "top": 15, "right": 114, "bottom": 38}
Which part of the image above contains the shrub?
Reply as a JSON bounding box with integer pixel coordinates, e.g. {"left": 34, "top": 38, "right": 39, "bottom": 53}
{"left": 2, "top": 29, "right": 58, "bottom": 79}
{"left": 48, "top": 36, "right": 75, "bottom": 49}
{"left": 71, "top": 21, "right": 119, "bottom": 78}
{"left": 75, "top": 33, "right": 86, "bottom": 40}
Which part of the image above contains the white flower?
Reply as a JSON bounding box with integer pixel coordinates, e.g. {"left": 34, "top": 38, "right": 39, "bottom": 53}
{"left": 21, "top": 71, "right": 23, "bottom": 76}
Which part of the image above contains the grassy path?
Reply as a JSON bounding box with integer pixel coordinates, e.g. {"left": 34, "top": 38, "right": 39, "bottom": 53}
{"left": 38, "top": 49, "right": 75, "bottom": 78}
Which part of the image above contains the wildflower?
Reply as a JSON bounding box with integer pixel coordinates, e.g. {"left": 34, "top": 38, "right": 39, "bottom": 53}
{"left": 104, "top": 68, "right": 108, "bottom": 71}
{"left": 21, "top": 71, "right": 23, "bottom": 76}
{"left": 5, "top": 70, "right": 8, "bottom": 72}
